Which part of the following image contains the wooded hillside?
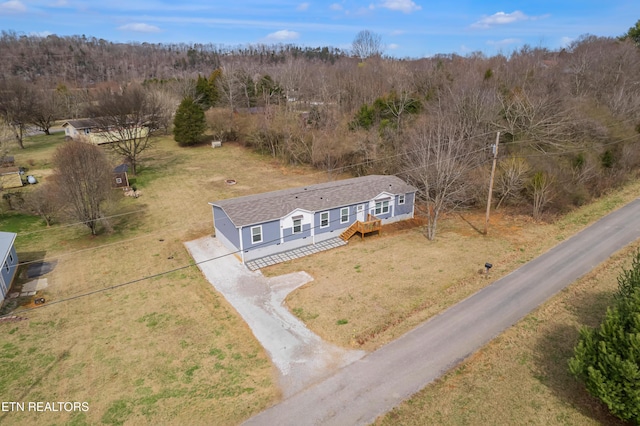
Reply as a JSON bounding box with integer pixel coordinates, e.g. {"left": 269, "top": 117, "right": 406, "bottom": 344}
{"left": 1, "top": 30, "right": 639, "bottom": 236}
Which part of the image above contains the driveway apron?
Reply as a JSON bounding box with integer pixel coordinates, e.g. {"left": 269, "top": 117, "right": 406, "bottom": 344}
{"left": 185, "top": 236, "right": 365, "bottom": 397}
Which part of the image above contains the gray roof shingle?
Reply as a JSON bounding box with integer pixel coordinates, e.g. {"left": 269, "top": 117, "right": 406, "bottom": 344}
{"left": 211, "top": 175, "right": 416, "bottom": 227}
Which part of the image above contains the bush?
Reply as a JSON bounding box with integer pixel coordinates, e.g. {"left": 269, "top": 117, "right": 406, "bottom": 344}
{"left": 569, "top": 249, "right": 640, "bottom": 424}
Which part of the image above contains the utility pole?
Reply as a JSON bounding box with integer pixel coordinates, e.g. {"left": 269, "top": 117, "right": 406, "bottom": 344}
{"left": 484, "top": 131, "right": 500, "bottom": 235}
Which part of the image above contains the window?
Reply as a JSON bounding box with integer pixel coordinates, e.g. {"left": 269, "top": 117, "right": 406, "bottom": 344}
{"left": 8, "top": 253, "right": 13, "bottom": 263}
{"left": 293, "top": 218, "right": 302, "bottom": 233}
{"left": 398, "top": 194, "right": 405, "bottom": 205}
{"left": 320, "top": 212, "right": 329, "bottom": 228}
{"left": 84, "top": 128, "right": 91, "bottom": 135}
{"left": 251, "top": 226, "right": 262, "bottom": 244}
{"left": 4, "top": 262, "right": 8, "bottom": 273}
{"left": 340, "top": 207, "right": 349, "bottom": 224}
{"left": 375, "top": 200, "right": 390, "bottom": 215}
{"left": 115, "top": 178, "right": 123, "bottom": 184}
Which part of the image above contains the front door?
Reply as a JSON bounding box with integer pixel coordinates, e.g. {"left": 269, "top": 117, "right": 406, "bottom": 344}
{"left": 357, "top": 204, "right": 365, "bottom": 222}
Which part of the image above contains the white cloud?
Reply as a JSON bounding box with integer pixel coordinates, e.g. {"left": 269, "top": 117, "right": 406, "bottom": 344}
{"left": 388, "top": 43, "right": 399, "bottom": 50}
{"left": 380, "top": 0, "right": 421, "bottom": 14}
{"left": 30, "top": 30, "right": 53, "bottom": 37}
{"left": 117, "top": 23, "right": 161, "bottom": 33}
{"left": 472, "top": 11, "right": 529, "bottom": 29}
{"left": 329, "top": 3, "right": 342, "bottom": 11}
{"left": 265, "top": 30, "right": 300, "bottom": 41}
{"left": 297, "top": 2, "right": 310, "bottom": 11}
{"left": 487, "top": 38, "right": 521, "bottom": 47}
{"left": 560, "top": 36, "right": 574, "bottom": 48}
{"left": 0, "top": 0, "right": 27, "bottom": 13}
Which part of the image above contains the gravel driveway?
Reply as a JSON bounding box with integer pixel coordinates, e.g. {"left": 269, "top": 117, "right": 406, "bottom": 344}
{"left": 185, "top": 236, "right": 365, "bottom": 397}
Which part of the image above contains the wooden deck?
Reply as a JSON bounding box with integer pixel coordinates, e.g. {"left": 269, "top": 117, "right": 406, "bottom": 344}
{"left": 339, "top": 214, "right": 382, "bottom": 241}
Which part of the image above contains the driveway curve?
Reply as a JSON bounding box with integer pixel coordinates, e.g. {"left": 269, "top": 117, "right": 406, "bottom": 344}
{"left": 185, "top": 237, "right": 365, "bottom": 398}
{"left": 244, "top": 198, "right": 640, "bottom": 425}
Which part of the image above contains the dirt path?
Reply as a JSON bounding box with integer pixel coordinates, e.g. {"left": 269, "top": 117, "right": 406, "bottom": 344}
{"left": 184, "top": 236, "right": 365, "bottom": 397}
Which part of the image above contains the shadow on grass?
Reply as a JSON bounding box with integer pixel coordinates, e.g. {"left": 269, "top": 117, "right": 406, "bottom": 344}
{"left": 458, "top": 213, "right": 484, "bottom": 235}
{"left": 0, "top": 342, "right": 77, "bottom": 425}
{"left": 532, "top": 289, "right": 625, "bottom": 425}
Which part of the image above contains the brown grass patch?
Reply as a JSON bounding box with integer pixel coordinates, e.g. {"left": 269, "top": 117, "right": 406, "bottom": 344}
{"left": 2, "top": 132, "right": 640, "bottom": 424}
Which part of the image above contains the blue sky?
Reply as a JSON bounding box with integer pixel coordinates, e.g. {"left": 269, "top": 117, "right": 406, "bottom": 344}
{"left": 1, "top": 1, "right": 639, "bottom": 58}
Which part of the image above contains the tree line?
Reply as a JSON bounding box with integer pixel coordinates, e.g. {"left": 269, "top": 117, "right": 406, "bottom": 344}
{"left": 1, "top": 25, "right": 640, "bottom": 239}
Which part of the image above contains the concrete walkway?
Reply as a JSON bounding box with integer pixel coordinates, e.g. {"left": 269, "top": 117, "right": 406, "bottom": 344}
{"left": 245, "top": 237, "right": 347, "bottom": 271}
{"left": 184, "top": 236, "right": 365, "bottom": 397}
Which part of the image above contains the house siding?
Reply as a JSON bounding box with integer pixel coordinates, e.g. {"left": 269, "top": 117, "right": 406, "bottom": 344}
{"left": 210, "top": 175, "right": 418, "bottom": 264}
{"left": 395, "top": 192, "right": 415, "bottom": 216}
{"left": 213, "top": 206, "right": 240, "bottom": 251}
{"left": 0, "top": 239, "right": 18, "bottom": 301}
{"left": 283, "top": 223, "right": 312, "bottom": 243}
{"left": 241, "top": 220, "right": 280, "bottom": 251}
{"left": 314, "top": 206, "right": 355, "bottom": 237}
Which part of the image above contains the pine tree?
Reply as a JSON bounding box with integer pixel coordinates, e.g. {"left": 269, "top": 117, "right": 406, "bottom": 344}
{"left": 173, "top": 97, "right": 206, "bottom": 146}
{"left": 569, "top": 250, "right": 640, "bottom": 424}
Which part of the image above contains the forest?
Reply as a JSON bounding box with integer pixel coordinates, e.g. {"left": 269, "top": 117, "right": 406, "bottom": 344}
{"left": 1, "top": 27, "right": 639, "bottom": 238}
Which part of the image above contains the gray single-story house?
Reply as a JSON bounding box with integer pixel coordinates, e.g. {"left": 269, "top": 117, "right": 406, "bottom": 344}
{"left": 0, "top": 232, "right": 18, "bottom": 302}
{"left": 210, "top": 175, "right": 417, "bottom": 263}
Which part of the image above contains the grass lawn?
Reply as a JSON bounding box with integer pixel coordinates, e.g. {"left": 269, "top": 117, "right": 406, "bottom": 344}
{"left": 1, "top": 132, "right": 638, "bottom": 424}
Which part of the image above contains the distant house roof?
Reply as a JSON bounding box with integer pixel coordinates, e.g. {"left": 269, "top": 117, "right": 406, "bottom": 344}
{"left": 0, "top": 232, "right": 17, "bottom": 264}
{"left": 62, "top": 119, "right": 98, "bottom": 130}
{"left": 212, "top": 175, "right": 417, "bottom": 227}
{"left": 113, "top": 164, "right": 129, "bottom": 173}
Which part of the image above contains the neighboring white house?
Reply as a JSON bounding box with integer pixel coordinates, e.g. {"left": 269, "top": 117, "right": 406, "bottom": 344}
{"left": 210, "top": 175, "right": 417, "bottom": 264}
{"left": 0, "top": 232, "right": 18, "bottom": 302}
{"left": 62, "top": 119, "right": 149, "bottom": 145}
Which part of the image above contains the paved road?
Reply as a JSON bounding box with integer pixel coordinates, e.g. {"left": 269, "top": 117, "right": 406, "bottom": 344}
{"left": 244, "top": 198, "right": 640, "bottom": 426}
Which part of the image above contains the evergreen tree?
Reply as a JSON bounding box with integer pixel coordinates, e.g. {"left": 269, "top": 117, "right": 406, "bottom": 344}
{"left": 173, "top": 97, "right": 206, "bottom": 146}
{"left": 569, "top": 250, "right": 640, "bottom": 424}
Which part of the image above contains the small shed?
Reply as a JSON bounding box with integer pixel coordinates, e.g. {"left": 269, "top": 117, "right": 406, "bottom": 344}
{"left": 0, "top": 167, "right": 23, "bottom": 189}
{"left": 112, "top": 164, "right": 130, "bottom": 188}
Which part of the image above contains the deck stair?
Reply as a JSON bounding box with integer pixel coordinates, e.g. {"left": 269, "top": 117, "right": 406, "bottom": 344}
{"left": 339, "top": 214, "right": 382, "bottom": 241}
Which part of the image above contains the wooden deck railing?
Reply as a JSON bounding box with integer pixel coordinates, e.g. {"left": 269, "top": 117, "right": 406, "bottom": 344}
{"left": 340, "top": 214, "right": 382, "bottom": 241}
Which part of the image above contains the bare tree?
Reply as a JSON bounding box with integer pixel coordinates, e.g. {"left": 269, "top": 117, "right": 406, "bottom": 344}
{"left": 530, "top": 171, "right": 555, "bottom": 221}
{"left": 352, "top": 30, "right": 384, "bottom": 61}
{"left": 0, "top": 78, "right": 37, "bottom": 149}
{"left": 31, "top": 87, "right": 63, "bottom": 135}
{"left": 404, "top": 113, "right": 478, "bottom": 240}
{"left": 88, "top": 84, "right": 159, "bottom": 174}
{"left": 495, "top": 156, "right": 530, "bottom": 209}
{"left": 51, "top": 140, "right": 113, "bottom": 235}
{"left": 23, "top": 183, "right": 59, "bottom": 226}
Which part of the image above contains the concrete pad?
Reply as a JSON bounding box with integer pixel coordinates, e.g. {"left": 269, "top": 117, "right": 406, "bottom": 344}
{"left": 21, "top": 278, "right": 48, "bottom": 293}
{"left": 185, "top": 236, "right": 365, "bottom": 398}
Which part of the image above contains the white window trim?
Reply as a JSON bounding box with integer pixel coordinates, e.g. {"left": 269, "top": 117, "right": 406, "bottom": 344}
{"left": 320, "top": 211, "right": 329, "bottom": 228}
{"left": 375, "top": 200, "right": 390, "bottom": 215}
{"left": 398, "top": 194, "right": 405, "bottom": 205}
{"left": 251, "top": 225, "right": 263, "bottom": 244}
{"left": 340, "top": 207, "right": 349, "bottom": 224}
{"left": 293, "top": 218, "right": 302, "bottom": 234}
{"left": 115, "top": 177, "right": 123, "bottom": 184}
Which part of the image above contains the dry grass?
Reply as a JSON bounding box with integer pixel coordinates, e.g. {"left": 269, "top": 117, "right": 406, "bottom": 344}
{"left": 0, "top": 136, "right": 323, "bottom": 425}
{"left": 374, "top": 241, "right": 638, "bottom": 426}
{"left": 265, "top": 179, "right": 640, "bottom": 352}
{"left": 2, "top": 132, "right": 639, "bottom": 425}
